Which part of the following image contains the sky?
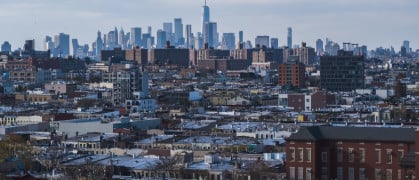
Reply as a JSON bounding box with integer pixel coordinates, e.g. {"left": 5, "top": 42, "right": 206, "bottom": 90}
{"left": 0, "top": 0, "right": 418, "bottom": 51}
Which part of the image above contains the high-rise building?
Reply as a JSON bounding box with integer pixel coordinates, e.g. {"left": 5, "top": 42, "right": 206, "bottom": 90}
{"left": 1, "top": 41, "right": 11, "bottom": 53}
{"left": 204, "top": 22, "right": 217, "bottom": 48}
{"left": 163, "top": 22, "right": 173, "bottom": 34}
{"left": 141, "top": 33, "right": 154, "bottom": 49}
{"left": 211, "top": 22, "right": 218, "bottom": 48}
{"left": 71, "top": 38, "right": 80, "bottom": 57}
{"left": 287, "top": 27, "right": 292, "bottom": 48}
{"left": 119, "top": 28, "right": 126, "bottom": 49}
{"left": 403, "top": 40, "right": 410, "bottom": 53}
{"left": 107, "top": 30, "right": 118, "bottom": 49}
{"left": 320, "top": 50, "right": 365, "bottom": 91}
{"left": 255, "top": 36, "right": 269, "bottom": 48}
{"left": 194, "top": 33, "right": 203, "bottom": 50}
{"left": 54, "top": 33, "right": 70, "bottom": 57}
{"left": 325, "top": 41, "right": 340, "bottom": 56}
{"left": 271, "top": 38, "right": 279, "bottom": 49}
{"left": 44, "top": 36, "right": 52, "bottom": 51}
{"left": 316, "top": 39, "right": 324, "bottom": 56}
{"left": 201, "top": 2, "right": 210, "bottom": 36}
{"left": 174, "top": 18, "right": 184, "bottom": 46}
{"left": 147, "top": 26, "right": 152, "bottom": 34}
{"left": 294, "top": 42, "right": 316, "bottom": 65}
{"left": 131, "top": 27, "right": 142, "bottom": 48}
{"left": 156, "top": 30, "right": 167, "bottom": 49}
{"left": 114, "top": 27, "right": 119, "bottom": 47}
{"left": 221, "top": 33, "right": 235, "bottom": 50}
{"left": 96, "top": 31, "right": 103, "bottom": 58}
{"left": 278, "top": 57, "right": 306, "bottom": 88}
{"left": 24, "top": 39, "right": 35, "bottom": 52}
{"left": 238, "top": 31, "right": 243, "bottom": 45}
{"left": 185, "top": 24, "right": 193, "bottom": 49}
{"left": 103, "top": 65, "right": 141, "bottom": 106}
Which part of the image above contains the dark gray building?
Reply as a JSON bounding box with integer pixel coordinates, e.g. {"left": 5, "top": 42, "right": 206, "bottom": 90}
{"left": 320, "top": 50, "right": 364, "bottom": 91}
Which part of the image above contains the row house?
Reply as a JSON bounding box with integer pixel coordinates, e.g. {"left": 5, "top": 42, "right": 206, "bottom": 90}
{"left": 286, "top": 126, "right": 418, "bottom": 180}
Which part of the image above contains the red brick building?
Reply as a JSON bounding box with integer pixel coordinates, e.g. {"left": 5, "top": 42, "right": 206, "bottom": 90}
{"left": 286, "top": 126, "right": 418, "bottom": 180}
{"left": 278, "top": 59, "right": 306, "bottom": 88}
{"left": 279, "top": 91, "right": 336, "bottom": 112}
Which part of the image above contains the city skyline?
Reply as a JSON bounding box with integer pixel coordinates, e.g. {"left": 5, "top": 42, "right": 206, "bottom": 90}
{"left": 0, "top": 0, "right": 418, "bottom": 50}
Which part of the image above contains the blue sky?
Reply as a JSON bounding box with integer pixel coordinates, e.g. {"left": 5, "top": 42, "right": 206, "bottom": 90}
{"left": 0, "top": 0, "right": 418, "bottom": 50}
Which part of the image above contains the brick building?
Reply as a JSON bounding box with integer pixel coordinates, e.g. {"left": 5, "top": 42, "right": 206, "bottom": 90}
{"left": 278, "top": 91, "right": 335, "bottom": 112}
{"left": 286, "top": 126, "right": 418, "bottom": 180}
{"left": 278, "top": 57, "right": 306, "bottom": 88}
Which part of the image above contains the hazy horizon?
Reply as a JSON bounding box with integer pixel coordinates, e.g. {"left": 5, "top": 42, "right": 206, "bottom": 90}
{"left": 1, "top": 0, "right": 418, "bottom": 50}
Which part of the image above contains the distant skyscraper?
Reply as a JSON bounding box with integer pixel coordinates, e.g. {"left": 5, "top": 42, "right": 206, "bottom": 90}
{"left": 147, "top": 26, "right": 152, "bottom": 34}
{"left": 114, "top": 27, "right": 119, "bottom": 47}
{"left": 119, "top": 28, "right": 126, "bottom": 49}
{"left": 194, "top": 32, "right": 203, "bottom": 49}
{"left": 44, "top": 36, "right": 52, "bottom": 51}
{"left": 156, "top": 29, "right": 167, "bottom": 49}
{"left": 403, "top": 40, "right": 410, "bottom": 53}
{"left": 210, "top": 22, "right": 218, "bottom": 48}
{"left": 72, "top": 38, "right": 80, "bottom": 57}
{"left": 131, "top": 27, "right": 142, "bottom": 48}
{"left": 238, "top": 31, "right": 243, "bottom": 44}
{"left": 107, "top": 30, "right": 118, "bottom": 49}
{"left": 1, "top": 41, "right": 11, "bottom": 53}
{"left": 255, "top": 36, "right": 269, "bottom": 48}
{"left": 221, "top": 33, "right": 235, "bottom": 50}
{"left": 96, "top": 31, "right": 103, "bottom": 57}
{"left": 204, "top": 22, "right": 218, "bottom": 48}
{"left": 24, "top": 39, "right": 35, "bottom": 52}
{"left": 142, "top": 33, "right": 153, "bottom": 49}
{"left": 54, "top": 33, "right": 70, "bottom": 57}
{"left": 174, "top": 18, "right": 184, "bottom": 46}
{"left": 316, "top": 39, "right": 324, "bottom": 56}
{"left": 185, "top": 24, "right": 193, "bottom": 49}
{"left": 271, "top": 38, "right": 279, "bottom": 49}
{"left": 287, "top": 27, "right": 292, "bottom": 48}
{"left": 163, "top": 22, "right": 173, "bottom": 34}
{"left": 201, "top": 2, "right": 210, "bottom": 36}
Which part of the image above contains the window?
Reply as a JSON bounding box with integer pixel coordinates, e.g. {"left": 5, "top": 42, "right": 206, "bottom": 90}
{"left": 348, "top": 167, "right": 354, "bottom": 180}
{"left": 306, "top": 168, "right": 312, "bottom": 180}
{"left": 305, "top": 148, "right": 312, "bottom": 162}
{"left": 386, "top": 169, "right": 392, "bottom": 180}
{"left": 298, "top": 167, "right": 304, "bottom": 180}
{"left": 298, "top": 148, "right": 303, "bottom": 162}
{"left": 359, "top": 148, "right": 365, "bottom": 163}
{"left": 376, "top": 149, "right": 381, "bottom": 163}
{"left": 290, "top": 148, "right": 295, "bottom": 162}
{"left": 321, "top": 167, "right": 328, "bottom": 180}
{"left": 386, "top": 150, "right": 393, "bottom": 164}
{"left": 359, "top": 168, "right": 366, "bottom": 180}
{"left": 337, "top": 167, "right": 343, "bottom": 180}
{"left": 337, "top": 148, "right": 343, "bottom": 162}
{"left": 397, "top": 150, "right": 404, "bottom": 161}
{"left": 375, "top": 169, "right": 382, "bottom": 180}
{"left": 289, "top": 167, "right": 295, "bottom": 180}
{"left": 321, "top": 151, "right": 327, "bottom": 162}
{"left": 348, "top": 148, "right": 354, "bottom": 162}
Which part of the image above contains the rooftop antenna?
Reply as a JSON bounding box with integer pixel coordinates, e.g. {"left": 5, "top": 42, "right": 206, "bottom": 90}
{"left": 204, "top": 0, "right": 207, "bottom": 6}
